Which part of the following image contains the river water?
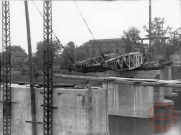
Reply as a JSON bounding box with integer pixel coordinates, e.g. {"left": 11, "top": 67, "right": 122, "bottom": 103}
{"left": 109, "top": 106, "right": 181, "bottom": 135}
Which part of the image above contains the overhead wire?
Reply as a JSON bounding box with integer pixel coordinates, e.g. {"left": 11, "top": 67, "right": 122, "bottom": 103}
{"left": 73, "top": 0, "right": 143, "bottom": 59}
{"left": 31, "top": 0, "right": 156, "bottom": 63}
{"left": 31, "top": 0, "right": 74, "bottom": 64}
{"left": 73, "top": 0, "right": 105, "bottom": 60}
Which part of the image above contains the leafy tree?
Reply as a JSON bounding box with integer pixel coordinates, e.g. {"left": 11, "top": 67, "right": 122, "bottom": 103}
{"left": 123, "top": 26, "right": 140, "bottom": 41}
{"left": 10, "top": 45, "right": 27, "bottom": 69}
{"left": 59, "top": 41, "right": 89, "bottom": 70}
{"left": 169, "top": 28, "right": 181, "bottom": 47}
{"left": 11, "top": 45, "right": 26, "bottom": 53}
{"left": 143, "top": 17, "right": 172, "bottom": 38}
{"left": 34, "top": 40, "right": 61, "bottom": 70}
{"left": 165, "top": 27, "right": 181, "bottom": 58}
{"left": 122, "top": 26, "right": 141, "bottom": 53}
{"left": 23, "top": 57, "right": 38, "bottom": 74}
{"left": 59, "top": 41, "right": 76, "bottom": 69}
{"left": 36, "top": 40, "right": 61, "bottom": 59}
{"left": 143, "top": 17, "right": 172, "bottom": 55}
{"left": 75, "top": 45, "right": 89, "bottom": 61}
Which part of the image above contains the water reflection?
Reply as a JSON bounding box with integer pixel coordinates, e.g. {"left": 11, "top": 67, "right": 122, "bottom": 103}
{"left": 109, "top": 110, "right": 181, "bottom": 135}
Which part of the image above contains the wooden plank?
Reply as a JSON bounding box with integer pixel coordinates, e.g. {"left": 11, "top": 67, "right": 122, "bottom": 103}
{"left": 87, "top": 82, "right": 93, "bottom": 134}
{"left": 55, "top": 74, "right": 181, "bottom": 88}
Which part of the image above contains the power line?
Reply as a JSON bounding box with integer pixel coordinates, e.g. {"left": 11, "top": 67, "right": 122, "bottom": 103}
{"left": 74, "top": 0, "right": 105, "bottom": 60}
{"left": 31, "top": 0, "right": 74, "bottom": 64}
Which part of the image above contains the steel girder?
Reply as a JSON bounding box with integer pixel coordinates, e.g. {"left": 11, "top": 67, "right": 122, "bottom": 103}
{"left": 43, "top": 1, "right": 53, "bottom": 135}
{"left": 102, "top": 52, "right": 143, "bottom": 71}
{"left": 2, "top": 1, "right": 11, "bottom": 135}
{"left": 70, "top": 53, "right": 117, "bottom": 72}
{"left": 71, "top": 52, "right": 143, "bottom": 72}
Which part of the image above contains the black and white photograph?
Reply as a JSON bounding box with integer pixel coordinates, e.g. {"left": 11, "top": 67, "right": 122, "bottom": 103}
{"left": 0, "top": 0, "right": 181, "bottom": 135}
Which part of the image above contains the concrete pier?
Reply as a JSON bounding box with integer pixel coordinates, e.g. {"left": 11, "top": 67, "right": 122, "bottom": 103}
{"left": 160, "top": 67, "right": 173, "bottom": 96}
{"left": 0, "top": 84, "right": 107, "bottom": 135}
{"left": 105, "top": 83, "right": 154, "bottom": 118}
{"left": 96, "top": 70, "right": 166, "bottom": 102}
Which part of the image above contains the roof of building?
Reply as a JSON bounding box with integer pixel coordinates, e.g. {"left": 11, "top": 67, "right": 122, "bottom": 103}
{"left": 82, "top": 38, "right": 125, "bottom": 48}
{"left": 88, "top": 38, "right": 123, "bottom": 43}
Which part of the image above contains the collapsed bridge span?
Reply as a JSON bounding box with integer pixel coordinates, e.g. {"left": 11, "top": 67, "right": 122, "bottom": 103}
{"left": 70, "top": 52, "right": 172, "bottom": 73}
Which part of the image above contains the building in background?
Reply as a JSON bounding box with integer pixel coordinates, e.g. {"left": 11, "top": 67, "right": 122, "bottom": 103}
{"left": 83, "top": 38, "right": 126, "bottom": 58}
{"left": 11, "top": 51, "right": 27, "bottom": 64}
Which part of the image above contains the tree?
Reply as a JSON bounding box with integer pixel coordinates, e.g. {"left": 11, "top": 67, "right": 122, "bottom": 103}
{"left": 169, "top": 28, "right": 181, "bottom": 47}
{"left": 143, "top": 17, "right": 172, "bottom": 38}
{"left": 122, "top": 26, "right": 141, "bottom": 53}
{"left": 11, "top": 45, "right": 26, "bottom": 53}
{"left": 59, "top": 41, "right": 76, "bottom": 69}
{"left": 34, "top": 40, "right": 61, "bottom": 70}
{"left": 59, "top": 41, "right": 89, "bottom": 70}
{"left": 23, "top": 57, "right": 39, "bottom": 75}
{"left": 10, "top": 45, "right": 27, "bottom": 69}
{"left": 165, "top": 27, "right": 181, "bottom": 58}
{"left": 75, "top": 45, "right": 89, "bottom": 61}
{"left": 143, "top": 17, "right": 172, "bottom": 55}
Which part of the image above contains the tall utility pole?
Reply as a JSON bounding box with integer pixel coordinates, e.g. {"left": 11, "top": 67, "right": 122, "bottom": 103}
{"left": 180, "top": 0, "right": 181, "bottom": 54}
{"left": 43, "top": 1, "right": 54, "bottom": 135}
{"left": 149, "top": 0, "right": 152, "bottom": 54}
{"left": 24, "top": 1, "right": 37, "bottom": 135}
{"left": 2, "top": 1, "right": 11, "bottom": 135}
{"left": 74, "top": 45, "right": 76, "bottom": 64}
{"left": 180, "top": 0, "right": 181, "bottom": 27}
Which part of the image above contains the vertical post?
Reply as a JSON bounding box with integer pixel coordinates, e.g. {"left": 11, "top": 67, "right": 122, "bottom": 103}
{"left": 24, "top": 1, "right": 37, "bottom": 135}
{"left": 74, "top": 45, "right": 76, "bottom": 64}
{"left": 87, "top": 82, "right": 93, "bottom": 135}
{"left": 2, "top": 1, "right": 11, "bottom": 135}
{"left": 141, "top": 39, "right": 143, "bottom": 53}
{"left": 0, "top": 54, "right": 1, "bottom": 91}
{"left": 149, "top": 0, "right": 152, "bottom": 54}
{"left": 105, "top": 82, "right": 109, "bottom": 135}
{"left": 180, "top": 0, "right": 181, "bottom": 27}
{"left": 43, "top": 1, "right": 53, "bottom": 135}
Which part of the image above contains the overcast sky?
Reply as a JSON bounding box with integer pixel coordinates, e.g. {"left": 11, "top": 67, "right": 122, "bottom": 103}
{"left": 0, "top": 0, "right": 181, "bottom": 53}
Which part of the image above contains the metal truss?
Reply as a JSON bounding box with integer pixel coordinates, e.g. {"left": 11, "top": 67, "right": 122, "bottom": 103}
{"left": 43, "top": 1, "right": 53, "bottom": 135}
{"left": 71, "top": 52, "right": 143, "bottom": 72}
{"left": 2, "top": 1, "right": 11, "bottom": 135}
{"left": 71, "top": 53, "right": 117, "bottom": 72}
{"left": 102, "top": 52, "right": 143, "bottom": 71}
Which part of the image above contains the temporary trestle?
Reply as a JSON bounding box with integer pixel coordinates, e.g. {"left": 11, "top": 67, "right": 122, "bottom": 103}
{"left": 2, "top": 1, "right": 11, "bottom": 135}
{"left": 43, "top": 1, "right": 54, "bottom": 135}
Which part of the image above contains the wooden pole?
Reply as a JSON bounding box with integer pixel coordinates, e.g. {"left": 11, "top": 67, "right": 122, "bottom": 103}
{"left": 87, "top": 82, "right": 93, "bottom": 134}
{"left": 141, "top": 39, "right": 143, "bottom": 53}
{"left": 180, "top": 0, "right": 181, "bottom": 27}
{"left": 24, "top": 1, "right": 37, "bottom": 135}
{"left": 149, "top": 0, "right": 152, "bottom": 54}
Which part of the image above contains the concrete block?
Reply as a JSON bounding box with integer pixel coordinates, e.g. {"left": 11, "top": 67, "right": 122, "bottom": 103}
{"left": 160, "top": 67, "right": 173, "bottom": 97}
{"left": 53, "top": 88, "right": 107, "bottom": 135}
{"left": 0, "top": 84, "right": 108, "bottom": 135}
{"left": 105, "top": 83, "right": 154, "bottom": 118}
{"left": 121, "top": 70, "right": 159, "bottom": 79}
